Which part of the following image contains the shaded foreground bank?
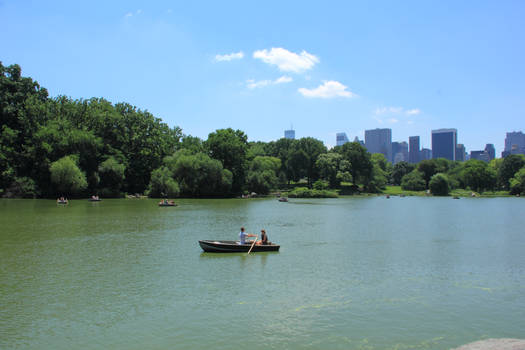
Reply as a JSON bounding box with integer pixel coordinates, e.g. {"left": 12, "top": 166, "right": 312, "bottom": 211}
{"left": 453, "top": 339, "right": 525, "bottom": 350}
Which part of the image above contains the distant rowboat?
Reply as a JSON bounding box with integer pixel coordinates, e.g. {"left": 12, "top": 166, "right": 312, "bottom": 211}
{"left": 198, "top": 240, "right": 280, "bottom": 253}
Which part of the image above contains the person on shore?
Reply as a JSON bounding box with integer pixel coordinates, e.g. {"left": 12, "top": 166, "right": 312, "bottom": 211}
{"left": 257, "top": 229, "right": 268, "bottom": 245}
{"left": 239, "top": 227, "right": 256, "bottom": 245}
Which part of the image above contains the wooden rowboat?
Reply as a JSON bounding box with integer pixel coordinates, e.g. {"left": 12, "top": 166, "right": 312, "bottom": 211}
{"left": 199, "top": 240, "right": 280, "bottom": 253}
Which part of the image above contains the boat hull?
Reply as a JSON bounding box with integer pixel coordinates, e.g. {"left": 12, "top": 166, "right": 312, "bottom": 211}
{"left": 199, "top": 240, "right": 280, "bottom": 253}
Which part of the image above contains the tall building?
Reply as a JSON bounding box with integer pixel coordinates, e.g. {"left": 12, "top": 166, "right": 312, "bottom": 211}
{"left": 365, "top": 128, "right": 392, "bottom": 162}
{"left": 336, "top": 132, "right": 349, "bottom": 146}
{"left": 470, "top": 150, "right": 490, "bottom": 162}
{"left": 409, "top": 136, "right": 420, "bottom": 163}
{"left": 284, "top": 129, "right": 295, "bottom": 140}
{"left": 504, "top": 131, "right": 525, "bottom": 155}
{"left": 485, "top": 144, "right": 495, "bottom": 160}
{"left": 432, "top": 128, "right": 457, "bottom": 161}
{"left": 455, "top": 144, "right": 466, "bottom": 162}
{"left": 392, "top": 141, "right": 408, "bottom": 164}
{"left": 420, "top": 148, "right": 432, "bottom": 161}
{"left": 354, "top": 136, "right": 364, "bottom": 146}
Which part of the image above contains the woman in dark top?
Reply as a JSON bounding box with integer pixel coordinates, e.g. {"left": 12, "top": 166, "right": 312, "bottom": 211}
{"left": 259, "top": 229, "right": 268, "bottom": 245}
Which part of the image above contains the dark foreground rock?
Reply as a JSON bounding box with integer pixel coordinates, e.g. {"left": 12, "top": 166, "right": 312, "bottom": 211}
{"left": 453, "top": 339, "right": 525, "bottom": 350}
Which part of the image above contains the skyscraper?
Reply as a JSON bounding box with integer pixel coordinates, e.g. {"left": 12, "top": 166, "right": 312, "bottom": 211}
{"left": 392, "top": 141, "right": 408, "bottom": 164}
{"left": 336, "top": 132, "right": 349, "bottom": 146}
{"left": 409, "top": 136, "right": 420, "bottom": 163}
{"left": 420, "top": 148, "right": 432, "bottom": 161}
{"left": 284, "top": 129, "right": 295, "bottom": 139}
{"left": 470, "top": 150, "right": 490, "bottom": 162}
{"left": 485, "top": 144, "right": 495, "bottom": 160}
{"left": 365, "top": 128, "right": 392, "bottom": 162}
{"left": 502, "top": 131, "right": 525, "bottom": 157}
{"left": 455, "top": 144, "right": 466, "bottom": 162}
{"left": 432, "top": 128, "right": 457, "bottom": 161}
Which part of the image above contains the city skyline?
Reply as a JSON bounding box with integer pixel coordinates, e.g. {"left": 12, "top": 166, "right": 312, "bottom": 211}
{"left": 2, "top": 1, "right": 524, "bottom": 154}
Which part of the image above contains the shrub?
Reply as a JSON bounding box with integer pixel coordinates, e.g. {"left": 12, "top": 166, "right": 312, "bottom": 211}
{"left": 429, "top": 173, "right": 450, "bottom": 196}
{"left": 401, "top": 170, "right": 426, "bottom": 191}
{"left": 313, "top": 180, "right": 329, "bottom": 190}
{"left": 287, "top": 187, "right": 338, "bottom": 198}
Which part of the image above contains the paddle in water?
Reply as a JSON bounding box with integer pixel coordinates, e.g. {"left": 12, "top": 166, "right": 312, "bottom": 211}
{"left": 247, "top": 235, "right": 258, "bottom": 255}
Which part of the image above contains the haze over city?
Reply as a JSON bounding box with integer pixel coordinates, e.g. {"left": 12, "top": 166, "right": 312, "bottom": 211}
{"left": 1, "top": 0, "right": 524, "bottom": 154}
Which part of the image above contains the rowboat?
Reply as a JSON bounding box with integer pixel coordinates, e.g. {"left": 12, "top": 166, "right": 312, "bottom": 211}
{"left": 158, "top": 201, "right": 177, "bottom": 207}
{"left": 278, "top": 197, "right": 288, "bottom": 202}
{"left": 198, "top": 240, "right": 280, "bottom": 253}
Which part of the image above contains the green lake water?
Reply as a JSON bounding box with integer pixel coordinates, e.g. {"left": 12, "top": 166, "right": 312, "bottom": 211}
{"left": 1, "top": 197, "right": 524, "bottom": 349}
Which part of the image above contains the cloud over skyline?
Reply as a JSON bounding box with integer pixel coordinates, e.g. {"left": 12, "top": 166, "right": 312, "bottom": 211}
{"left": 298, "top": 81, "right": 356, "bottom": 99}
{"left": 375, "top": 107, "right": 421, "bottom": 116}
{"left": 253, "top": 48, "right": 319, "bottom": 73}
{"left": 215, "top": 51, "right": 244, "bottom": 62}
{"left": 246, "top": 76, "right": 293, "bottom": 89}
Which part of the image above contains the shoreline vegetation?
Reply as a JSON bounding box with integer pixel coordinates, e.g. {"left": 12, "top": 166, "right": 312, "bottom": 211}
{"left": 1, "top": 62, "right": 525, "bottom": 200}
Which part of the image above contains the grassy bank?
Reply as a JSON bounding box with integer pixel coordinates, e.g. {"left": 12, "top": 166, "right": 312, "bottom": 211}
{"left": 382, "top": 186, "right": 514, "bottom": 198}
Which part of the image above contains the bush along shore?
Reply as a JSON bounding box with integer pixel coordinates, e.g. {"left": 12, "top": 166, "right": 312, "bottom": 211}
{"left": 2, "top": 62, "right": 525, "bottom": 199}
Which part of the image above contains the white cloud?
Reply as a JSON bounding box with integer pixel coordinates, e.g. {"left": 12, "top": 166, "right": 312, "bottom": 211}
{"left": 388, "top": 118, "right": 399, "bottom": 123}
{"left": 246, "top": 79, "right": 271, "bottom": 89}
{"left": 215, "top": 51, "right": 244, "bottom": 62}
{"left": 247, "top": 76, "right": 293, "bottom": 89}
{"left": 406, "top": 108, "right": 421, "bottom": 115}
{"left": 274, "top": 76, "right": 293, "bottom": 84}
{"left": 375, "top": 106, "right": 421, "bottom": 116}
{"left": 253, "top": 48, "right": 319, "bottom": 73}
{"left": 298, "top": 81, "right": 356, "bottom": 99}
{"left": 124, "top": 10, "right": 141, "bottom": 18}
{"left": 375, "top": 107, "right": 402, "bottom": 115}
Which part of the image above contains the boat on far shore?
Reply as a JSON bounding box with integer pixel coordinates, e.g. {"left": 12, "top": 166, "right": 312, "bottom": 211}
{"left": 158, "top": 200, "right": 177, "bottom": 207}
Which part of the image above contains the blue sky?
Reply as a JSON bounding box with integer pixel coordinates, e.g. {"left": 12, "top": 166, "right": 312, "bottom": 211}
{"left": 2, "top": 1, "right": 524, "bottom": 155}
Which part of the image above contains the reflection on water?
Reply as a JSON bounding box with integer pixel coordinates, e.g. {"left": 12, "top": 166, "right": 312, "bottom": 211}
{"left": 1, "top": 197, "right": 525, "bottom": 350}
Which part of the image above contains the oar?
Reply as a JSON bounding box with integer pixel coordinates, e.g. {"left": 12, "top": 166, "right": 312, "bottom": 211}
{"left": 247, "top": 235, "right": 258, "bottom": 255}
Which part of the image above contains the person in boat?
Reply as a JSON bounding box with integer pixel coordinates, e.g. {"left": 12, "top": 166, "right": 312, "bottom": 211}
{"left": 239, "top": 227, "right": 256, "bottom": 245}
{"left": 257, "top": 229, "right": 268, "bottom": 245}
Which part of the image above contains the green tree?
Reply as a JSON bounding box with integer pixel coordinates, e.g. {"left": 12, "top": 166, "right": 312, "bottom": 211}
{"left": 49, "top": 156, "right": 87, "bottom": 195}
{"left": 205, "top": 128, "right": 248, "bottom": 193}
{"left": 316, "top": 152, "right": 343, "bottom": 188}
{"left": 167, "top": 150, "right": 232, "bottom": 196}
{"left": 337, "top": 142, "right": 373, "bottom": 186}
{"left": 179, "top": 135, "right": 204, "bottom": 154}
{"left": 498, "top": 154, "right": 525, "bottom": 190}
{"left": 266, "top": 138, "right": 295, "bottom": 184}
{"left": 459, "top": 159, "right": 496, "bottom": 192}
{"left": 401, "top": 170, "right": 426, "bottom": 191}
{"left": 288, "top": 137, "right": 326, "bottom": 188}
{"left": 245, "top": 156, "right": 281, "bottom": 194}
{"left": 509, "top": 167, "right": 525, "bottom": 195}
{"left": 429, "top": 173, "right": 450, "bottom": 196}
{"left": 391, "top": 161, "right": 415, "bottom": 185}
{"left": 147, "top": 166, "right": 180, "bottom": 197}
{"left": 418, "top": 160, "right": 437, "bottom": 188}
{"left": 98, "top": 157, "right": 126, "bottom": 196}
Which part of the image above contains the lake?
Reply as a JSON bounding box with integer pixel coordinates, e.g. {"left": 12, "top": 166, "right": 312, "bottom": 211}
{"left": 1, "top": 197, "right": 524, "bottom": 349}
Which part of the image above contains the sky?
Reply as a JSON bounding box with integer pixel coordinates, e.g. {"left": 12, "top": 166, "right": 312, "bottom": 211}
{"left": 2, "top": 0, "right": 524, "bottom": 155}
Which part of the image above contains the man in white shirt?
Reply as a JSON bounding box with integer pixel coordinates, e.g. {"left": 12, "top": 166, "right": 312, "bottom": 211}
{"left": 239, "top": 227, "right": 256, "bottom": 244}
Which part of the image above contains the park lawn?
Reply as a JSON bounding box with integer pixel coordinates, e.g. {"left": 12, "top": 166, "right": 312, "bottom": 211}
{"left": 382, "top": 185, "right": 426, "bottom": 196}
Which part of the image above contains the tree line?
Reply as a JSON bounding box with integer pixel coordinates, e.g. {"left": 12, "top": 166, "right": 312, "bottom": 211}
{"left": 2, "top": 62, "right": 525, "bottom": 198}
